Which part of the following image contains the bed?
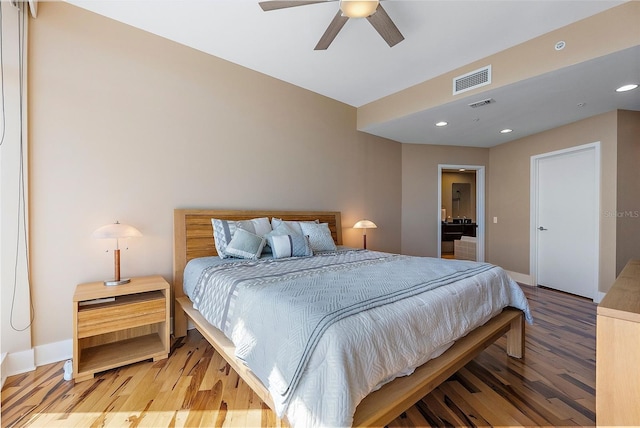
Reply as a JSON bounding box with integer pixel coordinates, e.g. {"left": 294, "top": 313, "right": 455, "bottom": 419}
{"left": 173, "top": 209, "right": 531, "bottom": 427}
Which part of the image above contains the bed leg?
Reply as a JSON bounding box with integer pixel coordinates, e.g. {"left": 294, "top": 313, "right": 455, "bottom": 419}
{"left": 174, "top": 303, "right": 188, "bottom": 338}
{"left": 506, "top": 312, "right": 524, "bottom": 358}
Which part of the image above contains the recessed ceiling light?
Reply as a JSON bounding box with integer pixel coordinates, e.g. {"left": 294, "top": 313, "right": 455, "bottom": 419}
{"left": 500, "top": 129, "right": 513, "bottom": 134}
{"left": 435, "top": 121, "right": 448, "bottom": 127}
{"left": 616, "top": 84, "right": 638, "bottom": 92}
{"left": 459, "top": 168, "right": 466, "bottom": 172}
{"left": 577, "top": 102, "right": 586, "bottom": 108}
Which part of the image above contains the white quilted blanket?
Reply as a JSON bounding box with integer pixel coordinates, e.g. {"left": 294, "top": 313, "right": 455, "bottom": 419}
{"left": 187, "top": 250, "right": 531, "bottom": 427}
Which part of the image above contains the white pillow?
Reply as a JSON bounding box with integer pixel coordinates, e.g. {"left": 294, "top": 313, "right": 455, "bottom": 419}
{"left": 248, "top": 217, "right": 272, "bottom": 236}
{"left": 271, "top": 218, "right": 318, "bottom": 235}
{"left": 223, "top": 228, "right": 266, "bottom": 260}
{"left": 299, "top": 222, "right": 337, "bottom": 252}
{"left": 211, "top": 217, "right": 271, "bottom": 259}
{"left": 264, "top": 221, "right": 299, "bottom": 239}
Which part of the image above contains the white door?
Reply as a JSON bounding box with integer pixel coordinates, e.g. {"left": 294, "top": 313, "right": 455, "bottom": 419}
{"left": 534, "top": 145, "right": 598, "bottom": 299}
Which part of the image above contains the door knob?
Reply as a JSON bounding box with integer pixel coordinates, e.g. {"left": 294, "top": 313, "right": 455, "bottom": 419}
{"left": 538, "top": 226, "right": 548, "bottom": 231}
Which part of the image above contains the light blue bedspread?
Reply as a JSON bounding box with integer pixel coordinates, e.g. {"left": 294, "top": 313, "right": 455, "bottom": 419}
{"left": 188, "top": 250, "right": 532, "bottom": 409}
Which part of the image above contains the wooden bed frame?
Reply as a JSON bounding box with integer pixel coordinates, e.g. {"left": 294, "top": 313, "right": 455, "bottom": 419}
{"left": 173, "top": 209, "right": 525, "bottom": 427}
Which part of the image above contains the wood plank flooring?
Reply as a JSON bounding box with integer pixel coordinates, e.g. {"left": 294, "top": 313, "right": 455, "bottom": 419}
{"left": 1, "top": 285, "right": 596, "bottom": 427}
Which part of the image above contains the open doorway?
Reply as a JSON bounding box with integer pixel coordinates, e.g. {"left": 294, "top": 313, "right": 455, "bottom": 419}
{"left": 437, "top": 165, "right": 485, "bottom": 261}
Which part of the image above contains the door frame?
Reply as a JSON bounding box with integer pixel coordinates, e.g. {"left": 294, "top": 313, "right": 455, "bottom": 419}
{"left": 529, "top": 142, "right": 600, "bottom": 294}
{"left": 437, "top": 165, "right": 485, "bottom": 261}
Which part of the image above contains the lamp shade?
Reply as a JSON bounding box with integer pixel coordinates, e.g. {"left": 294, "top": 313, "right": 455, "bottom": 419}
{"left": 93, "top": 221, "right": 142, "bottom": 286}
{"left": 340, "top": 0, "right": 379, "bottom": 18}
{"left": 92, "top": 222, "right": 142, "bottom": 239}
{"left": 353, "top": 219, "right": 377, "bottom": 229}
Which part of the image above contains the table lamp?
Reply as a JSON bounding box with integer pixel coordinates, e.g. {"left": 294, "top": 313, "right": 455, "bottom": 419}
{"left": 92, "top": 221, "right": 142, "bottom": 285}
{"left": 353, "top": 219, "right": 377, "bottom": 249}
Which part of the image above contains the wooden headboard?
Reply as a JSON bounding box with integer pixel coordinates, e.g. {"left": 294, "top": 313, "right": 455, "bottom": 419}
{"left": 173, "top": 209, "right": 342, "bottom": 303}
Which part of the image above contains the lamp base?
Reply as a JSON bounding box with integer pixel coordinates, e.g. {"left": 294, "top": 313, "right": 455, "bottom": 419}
{"left": 104, "top": 278, "right": 131, "bottom": 286}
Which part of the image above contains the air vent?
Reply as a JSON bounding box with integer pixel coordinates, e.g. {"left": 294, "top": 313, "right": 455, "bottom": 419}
{"left": 453, "top": 65, "right": 491, "bottom": 95}
{"left": 468, "top": 98, "right": 495, "bottom": 108}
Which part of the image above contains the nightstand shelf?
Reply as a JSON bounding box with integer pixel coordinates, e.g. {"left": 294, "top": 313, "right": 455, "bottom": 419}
{"left": 73, "top": 275, "right": 170, "bottom": 383}
{"left": 78, "top": 333, "right": 166, "bottom": 375}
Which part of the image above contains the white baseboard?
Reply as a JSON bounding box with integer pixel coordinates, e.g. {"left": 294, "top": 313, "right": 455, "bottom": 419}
{"left": 506, "top": 270, "right": 534, "bottom": 286}
{"left": 35, "top": 339, "right": 72, "bottom": 367}
{"left": 507, "top": 271, "right": 606, "bottom": 303}
{"left": 1, "top": 339, "right": 72, "bottom": 383}
{"left": 1, "top": 353, "right": 7, "bottom": 388}
{"left": 2, "top": 348, "right": 35, "bottom": 380}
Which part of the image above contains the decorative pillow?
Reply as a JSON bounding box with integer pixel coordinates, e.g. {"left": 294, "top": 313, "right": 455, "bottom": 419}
{"left": 211, "top": 217, "right": 271, "bottom": 259}
{"left": 300, "top": 222, "right": 337, "bottom": 252}
{"left": 251, "top": 217, "right": 272, "bottom": 236}
{"left": 263, "top": 221, "right": 297, "bottom": 254}
{"left": 264, "top": 221, "right": 298, "bottom": 240}
{"left": 270, "top": 218, "right": 319, "bottom": 235}
{"left": 223, "top": 228, "right": 266, "bottom": 260}
{"left": 267, "top": 234, "right": 313, "bottom": 259}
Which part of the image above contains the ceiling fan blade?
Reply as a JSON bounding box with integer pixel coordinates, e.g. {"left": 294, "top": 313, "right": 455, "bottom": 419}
{"left": 259, "top": 1, "right": 330, "bottom": 12}
{"left": 366, "top": 4, "right": 404, "bottom": 47}
{"left": 314, "top": 11, "right": 349, "bottom": 50}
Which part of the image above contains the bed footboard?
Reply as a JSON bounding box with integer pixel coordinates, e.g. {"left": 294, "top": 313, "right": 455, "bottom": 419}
{"left": 176, "top": 294, "right": 524, "bottom": 428}
{"left": 352, "top": 308, "right": 524, "bottom": 427}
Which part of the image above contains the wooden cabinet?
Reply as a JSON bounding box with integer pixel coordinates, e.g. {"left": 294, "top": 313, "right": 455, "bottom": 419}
{"left": 596, "top": 260, "right": 640, "bottom": 426}
{"left": 441, "top": 223, "right": 476, "bottom": 241}
{"left": 441, "top": 223, "right": 477, "bottom": 254}
{"left": 72, "top": 275, "right": 170, "bottom": 383}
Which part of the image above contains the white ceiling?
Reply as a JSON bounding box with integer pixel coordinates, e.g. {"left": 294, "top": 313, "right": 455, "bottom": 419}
{"left": 64, "top": 0, "right": 639, "bottom": 147}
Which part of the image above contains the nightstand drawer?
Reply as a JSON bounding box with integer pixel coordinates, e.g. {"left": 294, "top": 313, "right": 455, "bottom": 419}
{"left": 77, "top": 292, "right": 165, "bottom": 338}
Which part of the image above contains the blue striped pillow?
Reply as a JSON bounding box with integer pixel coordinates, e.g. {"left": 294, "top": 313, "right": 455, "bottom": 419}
{"left": 267, "top": 234, "right": 313, "bottom": 259}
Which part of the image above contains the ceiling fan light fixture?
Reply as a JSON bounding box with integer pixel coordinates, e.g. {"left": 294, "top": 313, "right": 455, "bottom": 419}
{"left": 340, "top": 0, "right": 379, "bottom": 18}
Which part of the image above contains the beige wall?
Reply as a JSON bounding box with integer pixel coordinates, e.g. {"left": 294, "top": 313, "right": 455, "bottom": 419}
{"left": 487, "top": 111, "right": 618, "bottom": 292}
{"left": 401, "top": 145, "right": 489, "bottom": 257}
{"left": 616, "top": 110, "right": 640, "bottom": 274}
{"left": 28, "top": 2, "right": 401, "bottom": 347}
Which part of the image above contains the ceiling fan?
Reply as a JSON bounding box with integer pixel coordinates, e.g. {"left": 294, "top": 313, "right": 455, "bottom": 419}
{"left": 259, "top": 0, "right": 404, "bottom": 50}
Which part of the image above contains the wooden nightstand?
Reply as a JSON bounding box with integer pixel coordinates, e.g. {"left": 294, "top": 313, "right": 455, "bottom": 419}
{"left": 72, "top": 275, "right": 170, "bottom": 383}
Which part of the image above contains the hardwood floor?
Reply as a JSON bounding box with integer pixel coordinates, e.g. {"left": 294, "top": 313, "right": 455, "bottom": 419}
{"left": 1, "top": 285, "right": 596, "bottom": 427}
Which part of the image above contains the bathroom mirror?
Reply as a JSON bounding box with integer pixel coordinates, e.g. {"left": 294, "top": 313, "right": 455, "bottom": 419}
{"left": 452, "top": 183, "right": 472, "bottom": 219}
